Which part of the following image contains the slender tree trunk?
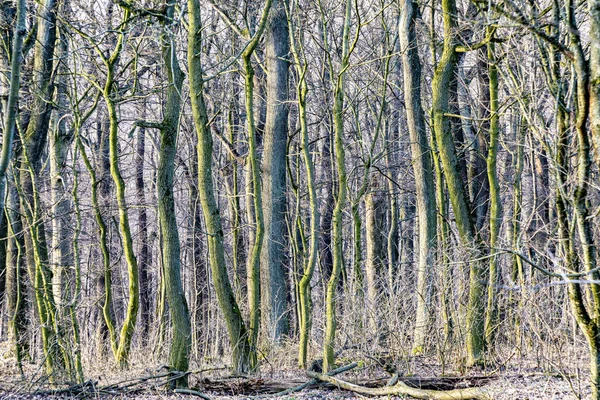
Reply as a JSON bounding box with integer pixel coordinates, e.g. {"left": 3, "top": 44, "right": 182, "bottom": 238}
{"left": 90, "top": 113, "right": 116, "bottom": 357}
{"left": 241, "top": 0, "right": 272, "bottom": 361}
{"left": 5, "top": 172, "right": 27, "bottom": 369}
{"left": 288, "top": 14, "right": 320, "bottom": 367}
{"left": 0, "top": 0, "right": 25, "bottom": 228}
{"left": 589, "top": 0, "right": 600, "bottom": 160}
{"left": 323, "top": 0, "right": 354, "bottom": 372}
{"left": 226, "top": 106, "right": 246, "bottom": 297}
{"left": 136, "top": 109, "right": 151, "bottom": 341}
{"left": 399, "top": 0, "right": 437, "bottom": 355}
{"left": 188, "top": 0, "right": 254, "bottom": 372}
{"left": 188, "top": 134, "right": 208, "bottom": 355}
{"left": 365, "top": 189, "right": 384, "bottom": 335}
{"left": 100, "top": 6, "right": 139, "bottom": 366}
{"left": 431, "top": 0, "right": 485, "bottom": 366}
{"left": 484, "top": 32, "right": 502, "bottom": 347}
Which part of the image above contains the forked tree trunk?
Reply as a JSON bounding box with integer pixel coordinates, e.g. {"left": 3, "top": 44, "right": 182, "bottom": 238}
{"left": 99, "top": 6, "right": 139, "bottom": 366}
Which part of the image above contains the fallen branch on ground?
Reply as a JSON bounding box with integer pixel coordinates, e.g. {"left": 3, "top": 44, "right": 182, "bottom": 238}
{"left": 306, "top": 370, "right": 490, "bottom": 400}
{"left": 174, "top": 388, "right": 212, "bottom": 399}
{"left": 260, "top": 362, "right": 358, "bottom": 398}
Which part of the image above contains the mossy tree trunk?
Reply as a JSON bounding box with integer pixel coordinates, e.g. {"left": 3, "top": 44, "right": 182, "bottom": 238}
{"left": 590, "top": 0, "right": 600, "bottom": 153}
{"left": 430, "top": 0, "right": 485, "bottom": 366}
{"left": 240, "top": 0, "right": 272, "bottom": 363}
{"left": 96, "top": 5, "right": 139, "bottom": 367}
{"left": 565, "top": 2, "right": 600, "bottom": 398}
{"left": 158, "top": 0, "right": 191, "bottom": 387}
{"left": 188, "top": 0, "right": 254, "bottom": 373}
{"left": 322, "top": 0, "right": 358, "bottom": 372}
{"left": 288, "top": 7, "right": 320, "bottom": 368}
{"left": 49, "top": 18, "right": 80, "bottom": 379}
{"left": 484, "top": 26, "right": 502, "bottom": 348}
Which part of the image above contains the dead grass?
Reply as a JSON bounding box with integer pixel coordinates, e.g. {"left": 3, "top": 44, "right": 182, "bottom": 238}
{"left": 0, "top": 338, "right": 593, "bottom": 399}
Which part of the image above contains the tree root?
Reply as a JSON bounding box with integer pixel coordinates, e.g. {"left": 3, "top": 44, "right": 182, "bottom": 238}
{"left": 306, "top": 370, "right": 491, "bottom": 400}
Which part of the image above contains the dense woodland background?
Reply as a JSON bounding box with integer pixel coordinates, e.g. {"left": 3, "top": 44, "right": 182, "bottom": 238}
{"left": 1, "top": 0, "right": 600, "bottom": 398}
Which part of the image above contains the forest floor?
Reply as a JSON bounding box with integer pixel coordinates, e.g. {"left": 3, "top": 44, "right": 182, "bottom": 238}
{"left": 0, "top": 341, "right": 592, "bottom": 399}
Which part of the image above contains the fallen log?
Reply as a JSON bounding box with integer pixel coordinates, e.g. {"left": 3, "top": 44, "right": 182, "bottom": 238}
{"left": 261, "top": 362, "right": 358, "bottom": 398}
{"left": 306, "top": 370, "right": 490, "bottom": 400}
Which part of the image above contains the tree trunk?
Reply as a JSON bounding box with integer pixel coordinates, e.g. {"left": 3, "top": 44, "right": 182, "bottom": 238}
{"left": 261, "top": 0, "right": 291, "bottom": 343}
{"left": 288, "top": 18, "right": 320, "bottom": 367}
{"left": 323, "top": 0, "right": 353, "bottom": 372}
{"left": 0, "top": 0, "right": 25, "bottom": 228}
{"left": 399, "top": 0, "right": 437, "bottom": 354}
{"left": 100, "top": 6, "right": 139, "bottom": 366}
{"left": 484, "top": 32, "right": 502, "bottom": 347}
{"left": 431, "top": 0, "right": 485, "bottom": 366}
{"left": 589, "top": 0, "right": 600, "bottom": 160}
{"left": 5, "top": 173, "right": 28, "bottom": 369}
{"left": 20, "top": 0, "right": 60, "bottom": 376}
{"left": 242, "top": 0, "right": 273, "bottom": 361}
{"left": 49, "top": 20, "right": 78, "bottom": 377}
{"left": 365, "top": 189, "right": 384, "bottom": 335}
{"left": 158, "top": 1, "right": 191, "bottom": 386}
{"left": 135, "top": 109, "right": 151, "bottom": 341}
{"left": 188, "top": 0, "right": 254, "bottom": 373}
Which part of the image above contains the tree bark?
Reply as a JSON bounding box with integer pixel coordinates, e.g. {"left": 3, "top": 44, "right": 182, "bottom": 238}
{"left": 261, "top": 0, "right": 290, "bottom": 343}
{"left": 158, "top": 0, "right": 191, "bottom": 387}
{"left": 590, "top": 0, "right": 600, "bottom": 158}
{"left": 399, "top": 0, "right": 437, "bottom": 355}
{"left": 135, "top": 109, "right": 151, "bottom": 341}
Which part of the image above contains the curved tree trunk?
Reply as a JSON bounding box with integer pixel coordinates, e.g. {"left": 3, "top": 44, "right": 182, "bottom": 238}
{"left": 188, "top": 0, "right": 254, "bottom": 373}
{"left": 100, "top": 6, "right": 139, "bottom": 366}
{"left": 431, "top": 0, "right": 485, "bottom": 366}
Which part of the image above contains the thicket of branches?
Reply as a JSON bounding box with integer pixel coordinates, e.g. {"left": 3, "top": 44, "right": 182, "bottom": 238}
{"left": 1, "top": 0, "right": 600, "bottom": 397}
